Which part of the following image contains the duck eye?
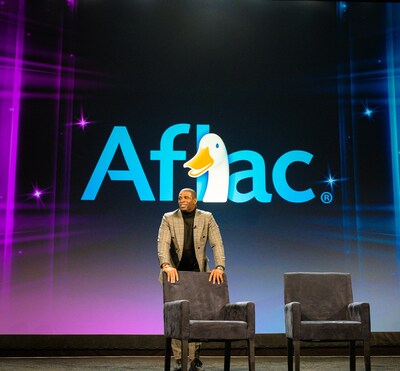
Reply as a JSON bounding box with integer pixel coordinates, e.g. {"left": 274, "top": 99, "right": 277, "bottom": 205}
{"left": 216, "top": 143, "right": 220, "bottom": 148}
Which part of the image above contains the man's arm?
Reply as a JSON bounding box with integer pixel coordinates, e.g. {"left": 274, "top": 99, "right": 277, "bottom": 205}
{"left": 157, "top": 214, "right": 172, "bottom": 266}
{"left": 157, "top": 214, "right": 179, "bottom": 283}
{"left": 207, "top": 213, "right": 226, "bottom": 284}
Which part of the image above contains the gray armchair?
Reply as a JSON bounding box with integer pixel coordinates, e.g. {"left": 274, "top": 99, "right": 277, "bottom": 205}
{"left": 163, "top": 271, "right": 255, "bottom": 371}
{"left": 284, "top": 272, "right": 371, "bottom": 371}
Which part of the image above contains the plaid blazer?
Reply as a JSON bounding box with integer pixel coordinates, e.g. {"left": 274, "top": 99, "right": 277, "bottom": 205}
{"left": 157, "top": 208, "right": 225, "bottom": 277}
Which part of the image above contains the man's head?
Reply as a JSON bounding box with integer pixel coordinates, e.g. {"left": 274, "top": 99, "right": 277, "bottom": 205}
{"left": 178, "top": 188, "right": 197, "bottom": 213}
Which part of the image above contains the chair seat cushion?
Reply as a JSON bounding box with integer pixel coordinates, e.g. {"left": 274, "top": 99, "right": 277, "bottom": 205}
{"left": 189, "top": 320, "right": 248, "bottom": 340}
{"left": 299, "top": 320, "right": 364, "bottom": 340}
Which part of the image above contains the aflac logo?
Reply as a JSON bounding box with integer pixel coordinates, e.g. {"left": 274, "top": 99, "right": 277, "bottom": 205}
{"left": 81, "top": 123, "right": 315, "bottom": 203}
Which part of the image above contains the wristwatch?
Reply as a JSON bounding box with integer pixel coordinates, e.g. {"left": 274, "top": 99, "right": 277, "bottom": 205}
{"left": 216, "top": 265, "right": 225, "bottom": 271}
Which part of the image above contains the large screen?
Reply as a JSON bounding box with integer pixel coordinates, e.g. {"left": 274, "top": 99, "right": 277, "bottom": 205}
{"left": 1, "top": 0, "right": 399, "bottom": 334}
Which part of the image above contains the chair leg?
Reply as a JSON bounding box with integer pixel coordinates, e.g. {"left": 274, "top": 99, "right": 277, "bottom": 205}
{"left": 224, "top": 341, "right": 231, "bottom": 371}
{"left": 181, "top": 340, "right": 188, "bottom": 371}
{"left": 247, "top": 338, "right": 255, "bottom": 371}
{"left": 364, "top": 340, "right": 371, "bottom": 371}
{"left": 293, "top": 340, "right": 300, "bottom": 371}
{"left": 349, "top": 340, "right": 356, "bottom": 371}
{"left": 165, "top": 337, "right": 172, "bottom": 371}
{"left": 287, "top": 338, "right": 293, "bottom": 371}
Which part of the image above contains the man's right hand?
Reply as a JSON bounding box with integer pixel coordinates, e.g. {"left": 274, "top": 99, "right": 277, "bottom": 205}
{"left": 162, "top": 265, "right": 179, "bottom": 283}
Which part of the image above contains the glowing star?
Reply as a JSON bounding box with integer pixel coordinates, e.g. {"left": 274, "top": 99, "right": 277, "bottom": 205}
{"left": 29, "top": 184, "right": 48, "bottom": 205}
{"left": 76, "top": 115, "right": 91, "bottom": 130}
{"left": 322, "top": 170, "right": 345, "bottom": 191}
{"left": 326, "top": 175, "right": 336, "bottom": 186}
{"left": 361, "top": 103, "right": 375, "bottom": 120}
{"left": 33, "top": 188, "right": 42, "bottom": 199}
{"left": 364, "top": 108, "right": 373, "bottom": 118}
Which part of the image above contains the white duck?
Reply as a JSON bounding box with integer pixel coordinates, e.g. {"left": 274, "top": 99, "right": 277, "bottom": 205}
{"left": 184, "top": 133, "right": 229, "bottom": 202}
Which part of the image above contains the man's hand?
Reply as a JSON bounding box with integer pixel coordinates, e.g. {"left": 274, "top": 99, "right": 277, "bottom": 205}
{"left": 162, "top": 265, "right": 179, "bottom": 283}
{"left": 209, "top": 268, "right": 224, "bottom": 284}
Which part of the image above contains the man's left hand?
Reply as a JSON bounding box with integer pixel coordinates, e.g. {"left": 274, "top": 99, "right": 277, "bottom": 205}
{"left": 209, "top": 268, "right": 224, "bottom": 284}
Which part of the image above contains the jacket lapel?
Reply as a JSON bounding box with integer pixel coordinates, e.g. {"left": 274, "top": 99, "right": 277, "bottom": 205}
{"left": 193, "top": 209, "right": 204, "bottom": 245}
{"left": 174, "top": 210, "right": 184, "bottom": 258}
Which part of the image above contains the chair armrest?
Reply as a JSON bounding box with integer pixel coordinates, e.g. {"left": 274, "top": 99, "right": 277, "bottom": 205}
{"left": 223, "top": 302, "right": 255, "bottom": 337}
{"left": 348, "top": 302, "right": 371, "bottom": 338}
{"left": 284, "top": 301, "right": 301, "bottom": 339}
{"left": 348, "top": 302, "right": 370, "bottom": 321}
{"left": 163, "top": 300, "right": 190, "bottom": 339}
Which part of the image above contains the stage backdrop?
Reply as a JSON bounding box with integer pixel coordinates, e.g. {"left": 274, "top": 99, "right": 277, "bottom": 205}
{"left": 1, "top": 0, "right": 400, "bottom": 334}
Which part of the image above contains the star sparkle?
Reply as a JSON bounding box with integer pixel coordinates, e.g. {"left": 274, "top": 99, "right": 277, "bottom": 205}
{"left": 361, "top": 102, "right": 376, "bottom": 121}
{"left": 363, "top": 107, "right": 373, "bottom": 118}
{"left": 324, "top": 173, "right": 338, "bottom": 190}
{"left": 28, "top": 184, "right": 49, "bottom": 207}
{"left": 76, "top": 115, "right": 91, "bottom": 130}
{"left": 326, "top": 175, "right": 336, "bottom": 186}
{"left": 33, "top": 189, "right": 42, "bottom": 199}
{"left": 319, "top": 168, "right": 346, "bottom": 192}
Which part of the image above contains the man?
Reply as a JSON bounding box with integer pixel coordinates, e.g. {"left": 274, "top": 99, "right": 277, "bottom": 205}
{"left": 157, "top": 188, "right": 226, "bottom": 371}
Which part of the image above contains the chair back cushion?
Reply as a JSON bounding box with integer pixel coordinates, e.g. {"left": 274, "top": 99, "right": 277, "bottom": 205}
{"left": 284, "top": 272, "right": 353, "bottom": 321}
{"left": 163, "top": 271, "right": 229, "bottom": 320}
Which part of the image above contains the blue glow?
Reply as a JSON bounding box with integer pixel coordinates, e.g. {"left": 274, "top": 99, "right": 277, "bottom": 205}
{"left": 363, "top": 107, "right": 374, "bottom": 118}
{"left": 386, "top": 3, "right": 400, "bottom": 270}
{"left": 324, "top": 172, "right": 338, "bottom": 191}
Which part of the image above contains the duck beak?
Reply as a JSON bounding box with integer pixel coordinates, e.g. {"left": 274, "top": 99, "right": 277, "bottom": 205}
{"left": 184, "top": 146, "right": 214, "bottom": 177}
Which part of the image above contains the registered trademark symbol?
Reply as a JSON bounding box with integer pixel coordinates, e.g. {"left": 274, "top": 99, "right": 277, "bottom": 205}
{"left": 321, "top": 192, "right": 333, "bottom": 204}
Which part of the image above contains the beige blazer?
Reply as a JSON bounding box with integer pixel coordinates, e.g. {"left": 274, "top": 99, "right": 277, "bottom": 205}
{"left": 157, "top": 208, "right": 225, "bottom": 278}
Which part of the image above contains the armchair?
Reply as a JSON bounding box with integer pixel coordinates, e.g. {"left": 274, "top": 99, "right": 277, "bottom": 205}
{"left": 163, "top": 271, "right": 255, "bottom": 371}
{"left": 284, "top": 272, "right": 371, "bottom": 371}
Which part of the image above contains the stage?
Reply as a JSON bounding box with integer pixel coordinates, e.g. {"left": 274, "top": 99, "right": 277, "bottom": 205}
{"left": 0, "top": 355, "right": 399, "bottom": 370}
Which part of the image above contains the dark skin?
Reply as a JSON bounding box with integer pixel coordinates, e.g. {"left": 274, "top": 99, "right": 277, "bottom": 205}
{"left": 162, "top": 189, "right": 225, "bottom": 284}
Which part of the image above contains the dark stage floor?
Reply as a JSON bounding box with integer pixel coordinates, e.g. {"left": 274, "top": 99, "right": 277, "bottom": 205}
{"left": 0, "top": 356, "right": 399, "bottom": 370}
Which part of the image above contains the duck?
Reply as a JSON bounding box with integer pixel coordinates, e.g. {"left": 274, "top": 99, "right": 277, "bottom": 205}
{"left": 183, "top": 133, "right": 229, "bottom": 202}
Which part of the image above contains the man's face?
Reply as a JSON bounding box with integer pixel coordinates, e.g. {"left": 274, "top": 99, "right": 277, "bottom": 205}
{"left": 178, "top": 190, "right": 197, "bottom": 212}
